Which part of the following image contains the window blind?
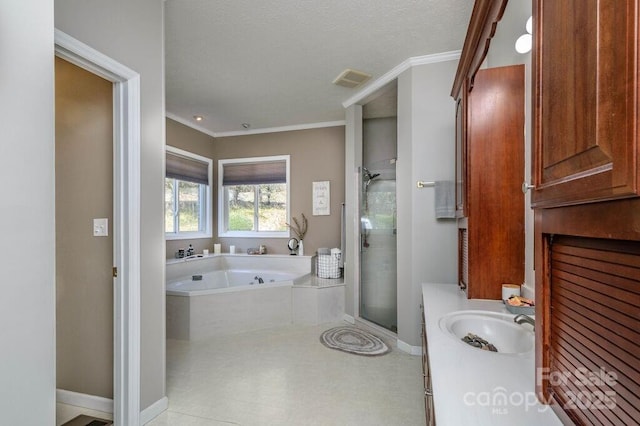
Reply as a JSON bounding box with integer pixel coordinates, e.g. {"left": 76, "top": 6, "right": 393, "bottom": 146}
{"left": 166, "top": 151, "right": 209, "bottom": 186}
{"left": 222, "top": 160, "right": 286, "bottom": 186}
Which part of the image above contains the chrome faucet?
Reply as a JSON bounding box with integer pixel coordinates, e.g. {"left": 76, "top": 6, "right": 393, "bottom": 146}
{"left": 514, "top": 314, "right": 535, "bottom": 330}
{"left": 254, "top": 276, "right": 264, "bottom": 284}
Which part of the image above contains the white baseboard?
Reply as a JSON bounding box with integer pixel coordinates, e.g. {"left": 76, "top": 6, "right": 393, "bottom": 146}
{"left": 56, "top": 389, "right": 113, "bottom": 414}
{"left": 396, "top": 339, "right": 422, "bottom": 356}
{"left": 343, "top": 314, "right": 355, "bottom": 324}
{"left": 140, "top": 396, "right": 168, "bottom": 424}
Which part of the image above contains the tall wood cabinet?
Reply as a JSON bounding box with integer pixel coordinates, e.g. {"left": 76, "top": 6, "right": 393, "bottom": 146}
{"left": 453, "top": 1, "right": 639, "bottom": 425}
{"left": 533, "top": 1, "right": 640, "bottom": 425}
{"left": 455, "top": 65, "right": 525, "bottom": 300}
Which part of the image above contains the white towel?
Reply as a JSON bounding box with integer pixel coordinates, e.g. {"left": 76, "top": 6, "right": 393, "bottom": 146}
{"left": 434, "top": 181, "right": 456, "bottom": 219}
{"left": 330, "top": 247, "right": 342, "bottom": 261}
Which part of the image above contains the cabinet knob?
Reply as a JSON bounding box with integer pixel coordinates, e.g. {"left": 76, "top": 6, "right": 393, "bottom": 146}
{"left": 522, "top": 182, "right": 535, "bottom": 194}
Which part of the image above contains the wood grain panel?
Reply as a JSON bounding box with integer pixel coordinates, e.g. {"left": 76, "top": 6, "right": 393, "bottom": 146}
{"left": 465, "top": 65, "right": 525, "bottom": 299}
{"left": 548, "top": 236, "right": 640, "bottom": 426}
{"left": 451, "top": 0, "right": 509, "bottom": 98}
{"left": 552, "top": 335, "right": 637, "bottom": 426}
{"left": 552, "top": 319, "right": 640, "bottom": 401}
{"left": 532, "top": 0, "right": 639, "bottom": 207}
{"left": 553, "top": 298, "right": 639, "bottom": 371}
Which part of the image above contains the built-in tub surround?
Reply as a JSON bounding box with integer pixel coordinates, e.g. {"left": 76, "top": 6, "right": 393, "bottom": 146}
{"left": 166, "top": 254, "right": 311, "bottom": 294}
{"left": 166, "top": 254, "right": 345, "bottom": 340}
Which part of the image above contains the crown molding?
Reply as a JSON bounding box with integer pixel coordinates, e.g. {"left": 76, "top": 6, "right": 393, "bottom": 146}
{"left": 213, "top": 120, "right": 345, "bottom": 138}
{"left": 165, "top": 112, "right": 217, "bottom": 138}
{"left": 342, "top": 50, "right": 462, "bottom": 108}
{"left": 166, "top": 112, "right": 345, "bottom": 138}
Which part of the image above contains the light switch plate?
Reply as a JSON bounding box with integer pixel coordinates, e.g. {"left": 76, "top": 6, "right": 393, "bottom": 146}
{"left": 93, "top": 218, "right": 109, "bottom": 237}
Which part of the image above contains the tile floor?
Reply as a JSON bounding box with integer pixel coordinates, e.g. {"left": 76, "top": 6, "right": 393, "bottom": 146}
{"left": 60, "top": 322, "right": 425, "bottom": 425}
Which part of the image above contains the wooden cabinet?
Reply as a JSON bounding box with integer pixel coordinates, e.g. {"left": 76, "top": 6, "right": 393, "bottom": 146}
{"left": 532, "top": 0, "right": 639, "bottom": 208}
{"left": 533, "top": 1, "right": 640, "bottom": 424}
{"left": 456, "top": 65, "right": 525, "bottom": 300}
{"left": 451, "top": 0, "right": 522, "bottom": 300}
{"left": 420, "top": 303, "right": 435, "bottom": 426}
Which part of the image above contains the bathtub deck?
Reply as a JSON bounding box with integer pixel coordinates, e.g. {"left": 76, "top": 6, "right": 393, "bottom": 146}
{"left": 167, "top": 275, "right": 345, "bottom": 340}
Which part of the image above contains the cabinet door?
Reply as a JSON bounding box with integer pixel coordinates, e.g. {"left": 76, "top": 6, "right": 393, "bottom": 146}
{"left": 532, "top": 0, "right": 639, "bottom": 208}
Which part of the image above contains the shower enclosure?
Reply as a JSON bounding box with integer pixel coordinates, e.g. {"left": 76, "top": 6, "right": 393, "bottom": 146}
{"left": 360, "top": 113, "right": 397, "bottom": 332}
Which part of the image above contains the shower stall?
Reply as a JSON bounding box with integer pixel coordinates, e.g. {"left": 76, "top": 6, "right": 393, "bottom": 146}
{"left": 359, "top": 110, "right": 397, "bottom": 332}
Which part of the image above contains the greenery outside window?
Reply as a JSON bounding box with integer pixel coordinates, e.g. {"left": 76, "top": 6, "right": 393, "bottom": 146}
{"left": 218, "top": 155, "right": 290, "bottom": 238}
{"left": 165, "top": 146, "right": 212, "bottom": 240}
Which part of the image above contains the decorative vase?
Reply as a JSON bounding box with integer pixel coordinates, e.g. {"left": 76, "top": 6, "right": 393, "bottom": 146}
{"left": 298, "top": 239, "right": 304, "bottom": 256}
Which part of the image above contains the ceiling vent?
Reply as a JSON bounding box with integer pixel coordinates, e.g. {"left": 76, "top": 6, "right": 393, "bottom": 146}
{"left": 333, "top": 68, "right": 372, "bottom": 89}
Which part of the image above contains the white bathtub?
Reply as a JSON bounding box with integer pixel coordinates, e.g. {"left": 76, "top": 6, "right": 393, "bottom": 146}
{"left": 167, "top": 270, "right": 302, "bottom": 295}
{"left": 166, "top": 254, "right": 313, "bottom": 339}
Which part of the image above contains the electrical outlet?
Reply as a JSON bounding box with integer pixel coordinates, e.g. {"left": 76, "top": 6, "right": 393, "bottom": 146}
{"left": 93, "top": 218, "right": 109, "bottom": 237}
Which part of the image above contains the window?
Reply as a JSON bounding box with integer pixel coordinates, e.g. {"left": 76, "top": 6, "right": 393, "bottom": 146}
{"left": 218, "top": 155, "right": 290, "bottom": 238}
{"left": 165, "top": 146, "right": 212, "bottom": 240}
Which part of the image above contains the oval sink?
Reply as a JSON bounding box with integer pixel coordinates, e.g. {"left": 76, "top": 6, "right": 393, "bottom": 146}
{"left": 438, "top": 310, "right": 534, "bottom": 355}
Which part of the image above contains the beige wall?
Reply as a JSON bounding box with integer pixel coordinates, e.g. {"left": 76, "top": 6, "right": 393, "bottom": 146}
{"left": 55, "top": 0, "right": 166, "bottom": 410}
{"left": 165, "top": 119, "right": 215, "bottom": 256}
{"left": 55, "top": 58, "right": 114, "bottom": 398}
{"left": 166, "top": 119, "right": 346, "bottom": 257}
{"left": 0, "top": 1, "right": 56, "bottom": 423}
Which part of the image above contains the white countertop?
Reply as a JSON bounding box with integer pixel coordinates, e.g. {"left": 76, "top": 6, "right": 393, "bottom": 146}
{"left": 422, "top": 283, "right": 562, "bottom": 426}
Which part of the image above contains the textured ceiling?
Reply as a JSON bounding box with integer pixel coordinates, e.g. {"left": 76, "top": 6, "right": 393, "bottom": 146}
{"left": 164, "top": 0, "right": 473, "bottom": 135}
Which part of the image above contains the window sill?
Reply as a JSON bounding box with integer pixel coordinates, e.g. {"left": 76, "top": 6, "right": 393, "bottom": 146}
{"left": 218, "top": 231, "right": 290, "bottom": 239}
{"left": 165, "top": 232, "right": 212, "bottom": 241}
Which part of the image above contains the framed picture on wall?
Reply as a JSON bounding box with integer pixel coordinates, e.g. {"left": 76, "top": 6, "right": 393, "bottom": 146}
{"left": 312, "top": 181, "right": 330, "bottom": 216}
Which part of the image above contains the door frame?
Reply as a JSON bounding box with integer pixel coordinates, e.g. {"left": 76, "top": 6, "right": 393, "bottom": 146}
{"left": 55, "top": 29, "right": 141, "bottom": 425}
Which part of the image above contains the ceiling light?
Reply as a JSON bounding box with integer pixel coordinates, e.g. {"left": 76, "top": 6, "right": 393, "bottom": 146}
{"left": 515, "top": 34, "right": 532, "bottom": 54}
{"left": 242, "top": 123, "right": 251, "bottom": 129}
{"left": 515, "top": 16, "right": 533, "bottom": 54}
{"left": 333, "top": 68, "right": 372, "bottom": 89}
{"left": 193, "top": 115, "right": 203, "bottom": 122}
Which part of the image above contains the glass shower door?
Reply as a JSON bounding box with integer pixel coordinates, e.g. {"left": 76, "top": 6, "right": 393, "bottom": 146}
{"left": 360, "top": 160, "right": 397, "bottom": 332}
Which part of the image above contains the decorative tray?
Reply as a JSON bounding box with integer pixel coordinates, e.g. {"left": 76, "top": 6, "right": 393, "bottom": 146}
{"left": 504, "top": 295, "right": 535, "bottom": 315}
{"left": 504, "top": 303, "right": 535, "bottom": 315}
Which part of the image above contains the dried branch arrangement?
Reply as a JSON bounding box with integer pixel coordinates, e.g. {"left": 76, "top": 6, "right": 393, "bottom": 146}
{"left": 286, "top": 213, "right": 308, "bottom": 240}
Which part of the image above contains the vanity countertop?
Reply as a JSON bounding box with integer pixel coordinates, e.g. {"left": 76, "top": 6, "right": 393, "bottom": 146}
{"left": 422, "top": 283, "right": 562, "bottom": 426}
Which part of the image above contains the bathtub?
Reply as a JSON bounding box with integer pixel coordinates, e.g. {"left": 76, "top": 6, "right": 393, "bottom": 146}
{"left": 167, "top": 270, "right": 302, "bottom": 295}
{"left": 166, "top": 254, "right": 313, "bottom": 340}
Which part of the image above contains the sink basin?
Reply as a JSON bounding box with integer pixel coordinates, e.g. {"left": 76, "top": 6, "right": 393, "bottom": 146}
{"left": 438, "top": 310, "right": 534, "bottom": 355}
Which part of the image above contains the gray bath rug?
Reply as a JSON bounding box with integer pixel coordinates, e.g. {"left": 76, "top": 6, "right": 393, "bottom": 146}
{"left": 320, "top": 326, "right": 390, "bottom": 356}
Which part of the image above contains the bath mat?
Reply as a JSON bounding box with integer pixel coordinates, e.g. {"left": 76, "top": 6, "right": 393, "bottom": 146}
{"left": 320, "top": 326, "right": 390, "bottom": 356}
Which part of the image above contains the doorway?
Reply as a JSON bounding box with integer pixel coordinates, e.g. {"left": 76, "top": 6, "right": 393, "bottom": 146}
{"left": 55, "top": 56, "right": 114, "bottom": 422}
{"left": 54, "top": 30, "right": 141, "bottom": 425}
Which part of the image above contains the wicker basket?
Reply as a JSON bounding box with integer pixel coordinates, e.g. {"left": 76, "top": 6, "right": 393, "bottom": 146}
{"left": 316, "top": 253, "right": 342, "bottom": 279}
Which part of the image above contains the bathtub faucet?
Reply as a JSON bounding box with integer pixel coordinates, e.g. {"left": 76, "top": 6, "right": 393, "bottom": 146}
{"left": 254, "top": 276, "right": 264, "bottom": 284}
